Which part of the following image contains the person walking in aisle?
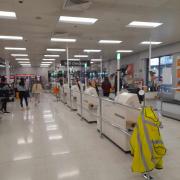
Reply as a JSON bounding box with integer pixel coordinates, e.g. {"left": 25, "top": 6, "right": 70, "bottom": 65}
{"left": 0, "top": 76, "right": 10, "bottom": 113}
{"left": 32, "top": 79, "right": 43, "bottom": 105}
{"left": 17, "top": 78, "right": 29, "bottom": 110}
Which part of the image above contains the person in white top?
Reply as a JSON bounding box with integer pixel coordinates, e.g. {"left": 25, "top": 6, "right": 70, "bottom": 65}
{"left": 32, "top": 79, "right": 43, "bottom": 105}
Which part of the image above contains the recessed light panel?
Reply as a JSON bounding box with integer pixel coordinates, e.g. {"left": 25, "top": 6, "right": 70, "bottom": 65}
{"left": 59, "top": 16, "right": 98, "bottom": 25}
{"left": 5, "top": 47, "right": 26, "bottom": 50}
{"left": 0, "top": 11, "right": 16, "bottom": 19}
{"left": 141, "top": 41, "right": 162, "bottom": 45}
{"left": 116, "top": 50, "right": 133, "bottom": 53}
{"left": 74, "top": 55, "right": 88, "bottom": 58}
{"left": 84, "top": 49, "right": 101, "bottom": 53}
{"left": 0, "top": 35, "right": 23, "bottom": 40}
{"left": 51, "top": 38, "right": 76, "bottom": 42}
{"left": 11, "top": 54, "right": 28, "bottom": 57}
{"left": 44, "top": 55, "right": 60, "bottom": 57}
{"left": 16, "top": 58, "right": 29, "bottom": 61}
{"left": 91, "top": 59, "right": 102, "bottom": 62}
{"left": 43, "top": 58, "right": 56, "bottom": 61}
{"left": 47, "top": 48, "right": 66, "bottom": 52}
{"left": 127, "top": 21, "right": 163, "bottom": 28}
{"left": 99, "top": 40, "right": 122, "bottom": 44}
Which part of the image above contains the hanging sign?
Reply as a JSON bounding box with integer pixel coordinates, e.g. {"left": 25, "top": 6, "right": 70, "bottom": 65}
{"left": 117, "top": 53, "right": 121, "bottom": 61}
{"left": 61, "top": 60, "right": 90, "bottom": 67}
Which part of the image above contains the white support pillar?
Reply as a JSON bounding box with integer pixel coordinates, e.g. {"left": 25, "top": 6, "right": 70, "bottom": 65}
{"left": 149, "top": 40, "right": 152, "bottom": 62}
{"left": 100, "top": 55, "right": 103, "bottom": 83}
{"left": 66, "top": 45, "right": 70, "bottom": 87}
{"left": 117, "top": 58, "right": 120, "bottom": 94}
{"left": 5, "top": 59, "right": 10, "bottom": 84}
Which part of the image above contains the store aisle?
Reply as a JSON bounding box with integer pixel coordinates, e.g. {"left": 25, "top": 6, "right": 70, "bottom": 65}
{"left": 0, "top": 93, "right": 179, "bottom": 180}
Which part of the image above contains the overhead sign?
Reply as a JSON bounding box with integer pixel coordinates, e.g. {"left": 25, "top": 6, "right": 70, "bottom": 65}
{"left": 61, "top": 60, "right": 90, "bottom": 67}
{"left": 117, "top": 53, "right": 121, "bottom": 61}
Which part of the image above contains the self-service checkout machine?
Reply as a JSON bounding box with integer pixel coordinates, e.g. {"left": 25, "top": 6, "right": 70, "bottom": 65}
{"left": 61, "top": 84, "right": 68, "bottom": 104}
{"left": 97, "top": 92, "right": 141, "bottom": 152}
{"left": 77, "top": 86, "right": 99, "bottom": 123}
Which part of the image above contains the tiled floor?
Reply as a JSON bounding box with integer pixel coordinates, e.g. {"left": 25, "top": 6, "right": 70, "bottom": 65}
{"left": 0, "top": 93, "right": 179, "bottom": 180}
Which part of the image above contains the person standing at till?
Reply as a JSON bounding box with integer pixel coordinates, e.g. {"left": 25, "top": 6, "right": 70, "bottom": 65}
{"left": 17, "top": 78, "right": 29, "bottom": 110}
{"left": 32, "top": 79, "right": 43, "bottom": 105}
{"left": 102, "top": 77, "right": 111, "bottom": 97}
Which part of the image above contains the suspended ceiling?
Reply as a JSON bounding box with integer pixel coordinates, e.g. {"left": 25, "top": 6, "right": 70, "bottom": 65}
{"left": 0, "top": 0, "right": 180, "bottom": 67}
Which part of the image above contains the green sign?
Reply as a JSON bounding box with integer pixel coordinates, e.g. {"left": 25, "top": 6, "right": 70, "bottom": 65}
{"left": 84, "top": 63, "right": 87, "bottom": 68}
{"left": 117, "top": 53, "right": 121, "bottom": 61}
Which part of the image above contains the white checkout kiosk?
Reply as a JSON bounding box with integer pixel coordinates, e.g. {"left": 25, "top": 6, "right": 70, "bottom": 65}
{"left": 78, "top": 86, "right": 99, "bottom": 123}
{"left": 97, "top": 92, "right": 141, "bottom": 152}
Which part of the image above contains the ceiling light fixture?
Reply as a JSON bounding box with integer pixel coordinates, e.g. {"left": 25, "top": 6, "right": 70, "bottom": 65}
{"left": 0, "top": 35, "right": 23, "bottom": 40}
{"left": 11, "top": 54, "right": 28, "bottom": 57}
{"left": 99, "top": 40, "right": 122, "bottom": 44}
{"left": 47, "top": 48, "right": 66, "bottom": 52}
{"left": 74, "top": 55, "right": 88, "bottom": 58}
{"left": 44, "top": 55, "right": 60, "bottom": 57}
{"left": 15, "top": 58, "right": 29, "bottom": 61}
{"left": 84, "top": 49, "right": 101, "bottom": 53}
{"left": 59, "top": 16, "right": 98, "bottom": 25}
{"left": 5, "top": 47, "right": 26, "bottom": 50}
{"left": 141, "top": 41, "right": 162, "bottom": 45}
{"left": 18, "top": 61, "right": 30, "bottom": 64}
{"left": 43, "top": 58, "right": 56, "bottom": 61}
{"left": 0, "top": 11, "right": 16, "bottom": 19}
{"left": 116, "top": 50, "right": 133, "bottom": 53}
{"left": 68, "top": 59, "right": 80, "bottom": 61}
{"left": 51, "top": 38, "right": 76, "bottom": 42}
{"left": 91, "top": 59, "right": 102, "bottom": 62}
{"left": 41, "top": 62, "right": 53, "bottom": 64}
{"left": 127, "top": 21, "right": 163, "bottom": 28}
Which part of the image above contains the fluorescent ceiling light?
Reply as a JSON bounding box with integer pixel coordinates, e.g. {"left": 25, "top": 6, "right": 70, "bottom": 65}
{"left": 44, "top": 55, "right": 60, "bottom": 57}
{"left": 84, "top": 49, "right": 101, "bottom": 53}
{"left": 0, "top": 11, "right": 16, "bottom": 19}
{"left": 59, "top": 16, "right": 98, "bottom": 25}
{"left": 11, "top": 54, "right": 28, "bottom": 57}
{"left": 141, "top": 41, "right": 162, "bottom": 45}
{"left": 41, "top": 62, "right": 53, "bottom": 64}
{"left": 0, "top": 35, "right": 23, "bottom": 40}
{"left": 43, "top": 58, "right": 56, "bottom": 61}
{"left": 5, "top": 47, "right": 26, "bottom": 50}
{"left": 15, "top": 58, "right": 29, "bottom": 61}
{"left": 68, "top": 59, "right": 80, "bottom": 61}
{"left": 99, "top": 40, "right": 122, "bottom": 44}
{"left": 18, "top": 61, "right": 30, "bottom": 64}
{"left": 127, "top": 21, "right": 163, "bottom": 28}
{"left": 47, "top": 48, "right": 66, "bottom": 52}
{"left": 51, "top": 38, "right": 76, "bottom": 42}
{"left": 116, "top": 50, "right": 133, "bottom": 53}
{"left": 21, "top": 64, "right": 31, "bottom": 66}
{"left": 74, "top": 55, "right": 88, "bottom": 58}
{"left": 91, "top": 62, "right": 94, "bottom": 64}
{"left": 91, "top": 59, "right": 102, "bottom": 62}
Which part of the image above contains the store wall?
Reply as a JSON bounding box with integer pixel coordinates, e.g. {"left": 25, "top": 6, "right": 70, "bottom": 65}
{"left": 104, "top": 41, "right": 180, "bottom": 80}
{"left": 11, "top": 67, "right": 49, "bottom": 83}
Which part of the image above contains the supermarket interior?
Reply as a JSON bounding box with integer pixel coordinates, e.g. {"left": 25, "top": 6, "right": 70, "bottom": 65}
{"left": 0, "top": 0, "right": 180, "bottom": 180}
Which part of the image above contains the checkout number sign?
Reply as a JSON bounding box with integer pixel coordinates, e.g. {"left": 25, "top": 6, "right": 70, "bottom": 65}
{"left": 117, "top": 53, "right": 121, "bottom": 61}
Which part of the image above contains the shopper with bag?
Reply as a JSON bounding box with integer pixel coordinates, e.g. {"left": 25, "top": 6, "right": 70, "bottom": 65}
{"left": 32, "top": 79, "right": 43, "bottom": 105}
{"left": 17, "top": 78, "right": 29, "bottom": 110}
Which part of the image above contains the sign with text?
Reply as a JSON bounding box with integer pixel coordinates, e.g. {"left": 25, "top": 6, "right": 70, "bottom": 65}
{"left": 61, "top": 60, "right": 90, "bottom": 67}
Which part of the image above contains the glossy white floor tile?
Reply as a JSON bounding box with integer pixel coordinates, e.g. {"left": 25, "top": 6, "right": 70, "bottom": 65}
{"left": 0, "top": 93, "right": 179, "bottom": 180}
